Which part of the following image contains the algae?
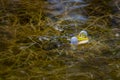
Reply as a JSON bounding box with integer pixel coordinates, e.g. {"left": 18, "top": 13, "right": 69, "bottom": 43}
{"left": 0, "top": 0, "right": 120, "bottom": 80}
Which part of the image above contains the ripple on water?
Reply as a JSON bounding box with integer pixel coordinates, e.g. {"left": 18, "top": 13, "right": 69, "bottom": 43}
{"left": 45, "top": 0, "right": 88, "bottom": 26}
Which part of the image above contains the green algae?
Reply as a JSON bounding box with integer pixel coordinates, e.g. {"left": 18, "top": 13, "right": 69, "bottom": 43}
{"left": 0, "top": 0, "right": 120, "bottom": 80}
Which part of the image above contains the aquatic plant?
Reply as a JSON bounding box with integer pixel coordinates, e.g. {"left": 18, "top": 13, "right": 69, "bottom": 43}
{"left": 0, "top": 0, "right": 120, "bottom": 80}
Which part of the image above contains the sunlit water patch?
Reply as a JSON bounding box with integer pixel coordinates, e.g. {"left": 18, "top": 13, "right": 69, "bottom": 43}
{"left": 44, "top": 0, "right": 88, "bottom": 27}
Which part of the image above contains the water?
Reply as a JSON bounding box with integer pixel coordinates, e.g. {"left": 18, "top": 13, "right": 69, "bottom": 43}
{"left": 42, "top": 0, "right": 120, "bottom": 80}
{"left": 1, "top": 0, "right": 120, "bottom": 80}
{"left": 44, "top": 0, "right": 88, "bottom": 27}
{"left": 40, "top": 0, "right": 89, "bottom": 43}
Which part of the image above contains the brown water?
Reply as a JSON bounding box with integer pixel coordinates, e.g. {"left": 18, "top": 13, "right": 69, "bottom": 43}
{"left": 44, "top": 0, "right": 88, "bottom": 28}
{"left": 39, "top": 0, "right": 120, "bottom": 80}
{"left": 0, "top": 0, "right": 120, "bottom": 80}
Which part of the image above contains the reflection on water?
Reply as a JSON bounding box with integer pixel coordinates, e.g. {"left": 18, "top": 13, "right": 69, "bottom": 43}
{"left": 45, "top": 0, "right": 88, "bottom": 26}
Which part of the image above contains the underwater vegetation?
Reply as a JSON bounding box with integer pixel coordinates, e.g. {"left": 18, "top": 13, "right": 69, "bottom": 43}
{"left": 0, "top": 0, "right": 120, "bottom": 80}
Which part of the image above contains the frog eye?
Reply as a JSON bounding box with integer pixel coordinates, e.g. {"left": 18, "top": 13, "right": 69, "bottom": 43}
{"left": 70, "top": 37, "right": 78, "bottom": 45}
{"left": 79, "top": 30, "right": 88, "bottom": 37}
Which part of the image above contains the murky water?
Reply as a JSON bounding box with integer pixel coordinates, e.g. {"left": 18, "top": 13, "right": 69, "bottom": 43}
{"left": 44, "top": 0, "right": 88, "bottom": 27}
{"left": 1, "top": 0, "right": 120, "bottom": 80}
{"left": 40, "top": 0, "right": 120, "bottom": 80}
